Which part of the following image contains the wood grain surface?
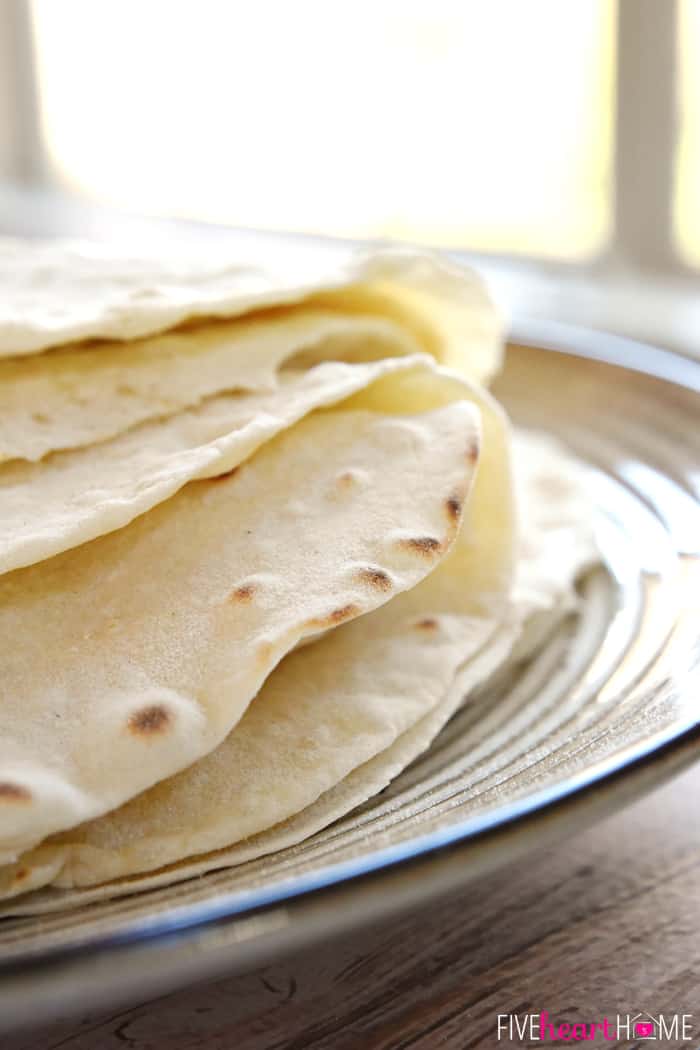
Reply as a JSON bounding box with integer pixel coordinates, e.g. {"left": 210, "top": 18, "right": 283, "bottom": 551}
{"left": 7, "top": 761, "right": 700, "bottom": 1050}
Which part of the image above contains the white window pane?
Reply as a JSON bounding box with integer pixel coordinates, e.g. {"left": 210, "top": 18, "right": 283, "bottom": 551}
{"left": 675, "top": 0, "right": 700, "bottom": 266}
{"left": 32, "top": 0, "right": 614, "bottom": 259}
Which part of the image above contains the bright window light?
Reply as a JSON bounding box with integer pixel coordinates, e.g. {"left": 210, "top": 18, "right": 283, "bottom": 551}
{"left": 675, "top": 0, "right": 700, "bottom": 267}
{"left": 31, "top": 0, "right": 614, "bottom": 259}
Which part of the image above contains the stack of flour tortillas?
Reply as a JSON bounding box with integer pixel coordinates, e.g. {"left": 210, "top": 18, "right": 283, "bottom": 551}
{"left": 0, "top": 237, "right": 597, "bottom": 913}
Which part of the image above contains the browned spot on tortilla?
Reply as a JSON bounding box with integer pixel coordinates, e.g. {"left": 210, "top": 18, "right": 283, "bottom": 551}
{"left": 13, "top": 867, "right": 28, "bottom": 882}
{"left": 446, "top": 495, "right": 463, "bottom": 522}
{"left": 128, "top": 705, "right": 170, "bottom": 735}
{"left": 327, "top": 603, "right": 360, "bottom": 625}
{"left": 0, "top": 782, "right": 31, "bottom": 803}
{"left": 415, "top": 617, "right": 439, "bottom": 631}
{"left": 257, "top": 641, "right": 275, "bottom": 668}
{"left": 357, "top": 567, "right": 392, "bottom": 591}
{"left": 337, "top": 471, "right": 358, "bottom": 487}
{"left": 210, "top": 466, "right": 240, "bottom": 483}
{"left": 398, "top": 536, "right": 442, "bottom": 556}
{"left": 306, "top": 603, "right": 361, "bottom": 630}
{"left": 230, "top": 583, "right": 256, "bottom": 603}
{"left": 467, "top": 438, "right": 480, "bottom": 463}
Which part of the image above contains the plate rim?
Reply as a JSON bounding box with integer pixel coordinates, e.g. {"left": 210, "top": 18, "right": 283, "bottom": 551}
{"left": 2, "top": 319, "right": 700, "bottom": 1028}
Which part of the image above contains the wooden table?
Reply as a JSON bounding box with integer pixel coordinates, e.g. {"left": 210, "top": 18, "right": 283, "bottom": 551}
{"left": 8, "top": 760, "right": 699, "bottom": 1050}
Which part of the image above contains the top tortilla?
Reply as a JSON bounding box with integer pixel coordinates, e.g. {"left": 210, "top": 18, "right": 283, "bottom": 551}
{"left": 0, "top": 239, "right": 502, "bottom": 386}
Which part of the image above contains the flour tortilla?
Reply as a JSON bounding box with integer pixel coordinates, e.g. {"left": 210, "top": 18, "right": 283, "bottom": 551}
{"left": 0, "top": 354, "right": 434, "bottom": 576}
{"left": 0, "top": 369, "right": 480, "bottom": 864}
{"left": 0, "top": 239, "right": 502, "bottom": 387}
{"left": 0, "top": 308, "right": 419, "bottom": 463}
{"left": 0, "top": 428, "right": 598, "bottom": 913}
{"left": 0, "top": 621, "right": 521, "bottom": 908}
{"left": 0, "top": 374, "right": 514, "bottom": 900}
{"left": 511, "top": 429, "right": 599, "bottom": 612}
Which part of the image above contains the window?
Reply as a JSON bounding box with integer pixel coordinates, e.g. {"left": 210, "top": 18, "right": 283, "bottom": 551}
{"left": 30, "top": 0, "right": 614, "bottom": 260}
{"left": 4, "top": 0, "right": 697, "bottom": 283}
{"left": 675, "top": 0, "right": 700, "bottom": 267}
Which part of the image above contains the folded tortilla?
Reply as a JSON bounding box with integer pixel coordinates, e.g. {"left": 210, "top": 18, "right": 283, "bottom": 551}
{"left": 0, "top": 240, "right": 502, "bottom": 385}
{"left": 0, "top": 354, "right": 434, "bottom": 575}
{"left": 0, "top": 429, "right": 596, "bottom": 913}
{"left": 0, "top": 308, "right": 421, "bottom": 464}
{"left": 0, "top": 374, "right": 512, "bottom": 898}
{"left": 0, "top": 364, "right": 480, "bottom": 864}
{"left": 0, "top": 237, "right": 599, "bottom": 919}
